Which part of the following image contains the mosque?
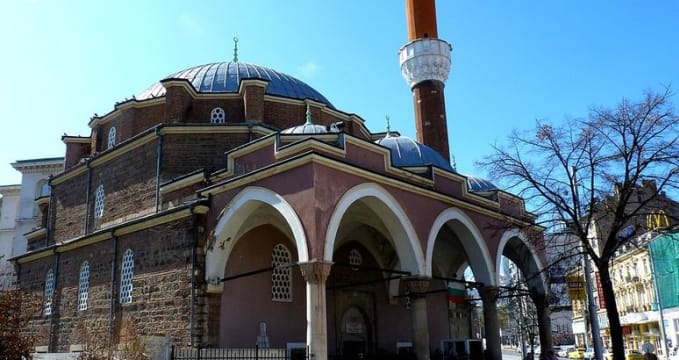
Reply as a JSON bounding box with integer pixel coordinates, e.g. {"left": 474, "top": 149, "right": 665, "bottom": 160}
{"left": 12, "top": 1, "right": 552, "bottom": 359}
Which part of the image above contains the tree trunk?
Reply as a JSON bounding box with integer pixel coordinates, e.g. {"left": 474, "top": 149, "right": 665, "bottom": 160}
{"left": 598, "top": 261, "right": 625, "bottom": 360}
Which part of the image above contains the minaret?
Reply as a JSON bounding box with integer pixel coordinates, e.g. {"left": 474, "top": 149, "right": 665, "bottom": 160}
{"left": 399, "top": 0, "right": 452, "bottom": 160}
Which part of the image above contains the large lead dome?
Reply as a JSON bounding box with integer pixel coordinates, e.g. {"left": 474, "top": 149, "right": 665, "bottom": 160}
{"left": 137, "top": 62, "right": 335, "bottom": 109}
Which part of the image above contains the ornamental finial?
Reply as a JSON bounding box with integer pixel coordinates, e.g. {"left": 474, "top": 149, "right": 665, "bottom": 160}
{"left": 305, "top": 103, "right": 313, "bottom": 125}
{"left": 385, "top": 115, "right": 391, "bottom": 137}
{"left": 233, "top": 36, "right": 239, "bottom": 63}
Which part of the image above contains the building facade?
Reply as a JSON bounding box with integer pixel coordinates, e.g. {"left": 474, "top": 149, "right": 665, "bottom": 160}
{"left": 0, "top": 157, "right": 63, "bottom": 290}
{"left": 11, "top": 2, "right": 553, "bottom": 360}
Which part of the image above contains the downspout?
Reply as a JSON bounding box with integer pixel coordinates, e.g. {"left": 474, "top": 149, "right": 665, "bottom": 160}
{"left": 45, "top": 177, "right": 54, "bottom": 248}
{"left": 48, "top": 251, "right": 60, "bottom": 352}
{"left": 247, "top": 123, "right": 253, "bottom": 142}
{"left": 84, "top": 160, "right": 92, "bottom": 234}
{"left": 108, "top": 234, "right": 119, "bottom": 351}
{"left": 190, "top": 217, "right": 198, "bottom": 346}
{"left": 155, "top": 128, "right": 164, "bottom": 212}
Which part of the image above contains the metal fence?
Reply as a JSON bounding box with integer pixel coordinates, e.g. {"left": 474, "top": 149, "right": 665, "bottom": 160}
{"left": 171, "top": 346, "right": 309, "bottom": 360}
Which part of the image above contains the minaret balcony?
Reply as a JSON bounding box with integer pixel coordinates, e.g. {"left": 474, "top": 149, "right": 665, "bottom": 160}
{"left": 399, "top": 37, "right": 452, "bottom": 88}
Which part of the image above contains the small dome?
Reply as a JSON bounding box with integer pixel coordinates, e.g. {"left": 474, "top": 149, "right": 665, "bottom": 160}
{"left": 137, "top": 62, "right": 334, "bottom": 109}
{"left": 376, "top": 135, "right": 453, "bottom": 172}
{"left": 466, "top": 175, "right": 498, "bottom": 192}
{"left": 281, "top": 123, "right": 328, "bottom": 134}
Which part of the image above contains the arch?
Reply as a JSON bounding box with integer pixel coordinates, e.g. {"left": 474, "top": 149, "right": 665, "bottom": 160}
{"left": 324, "top": 183, "right": 424, "bottom": 274}
{"left": 206, "top": 187, "right": 308, "bottom": 286}
{"left": 496, "top": 228, "right": 547, "bottom": 294}
{"left": 425, "top": 207, "right": 495, "bottom": 286}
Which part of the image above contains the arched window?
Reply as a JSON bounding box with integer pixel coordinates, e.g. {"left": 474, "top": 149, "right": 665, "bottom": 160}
{"left": 78, "top": 261, "right": 90, "bottom": 311}
{"left": 211, "top": 107, "right": 226, "bottom": 124}
{"left": 271, "top": 244, "right": 292, "bottom": 302}
{"left": 120, "top": 249, "right": 134, "bottom": 304}
{"left": 349, "top": 248, "right": 362, "bottom": 270}
{"left": 44, "top": 268, "right": 55, "bottom": 316}
{"left": 107, "top": 127, "right": 117, "bottom": 149}
{"left": 94, "top": 184, "right": 105, "bottom": 219}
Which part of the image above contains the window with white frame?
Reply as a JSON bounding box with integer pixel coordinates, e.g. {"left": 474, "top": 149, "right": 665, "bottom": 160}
{"left": 44, "top": 268, "right": 55, "bottom": 316}
{"left": 271, "top": 244, "right": 292, "bottom": 302}
{"left": 120, "top": 249, "right": 134, "bottom": 304}
{"left": 94, "top": 184, "right": 105, "bottom": 219}
{"left": 108, "top": 127, "right": 117, "bottom": 149}
{"left": 78, "top": 261, "right": 90, "bottom": 311}
{"left": 211, "top": 107, "right": 226, "bottom": 123}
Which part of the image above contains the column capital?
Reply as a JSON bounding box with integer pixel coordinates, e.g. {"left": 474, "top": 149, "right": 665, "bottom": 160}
{"left": 299, "top": 260, "right": 333, "bottom": 284}
{"left": 405, "top": 276, "right": 431, "bottom": 297}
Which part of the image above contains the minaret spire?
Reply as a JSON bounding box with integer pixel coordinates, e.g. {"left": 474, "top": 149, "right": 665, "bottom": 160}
{"left": 399, "top": 0, "right": 452, "bottom": 161}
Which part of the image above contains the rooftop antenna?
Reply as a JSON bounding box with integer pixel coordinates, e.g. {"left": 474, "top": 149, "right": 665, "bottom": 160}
{"left": 233, "top": 36, "right": 239, "bottom": 63}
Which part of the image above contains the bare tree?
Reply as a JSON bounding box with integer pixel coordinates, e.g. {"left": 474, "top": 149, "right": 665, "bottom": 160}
{"left": 479, "top": 88, "right": 679, "bottom": 360}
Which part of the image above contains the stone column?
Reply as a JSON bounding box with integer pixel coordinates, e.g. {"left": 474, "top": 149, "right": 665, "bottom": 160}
{"left": 299, "top": 260, "right": 333, "bottom": 360}
{"left": 531, "top": 291, "right": 554, "bottom": 355}
{"left": 479, "top": 286, "right": 501, "bottom": 360}
{"left": 406, "top": 277, "right": 431, "bottom": 360}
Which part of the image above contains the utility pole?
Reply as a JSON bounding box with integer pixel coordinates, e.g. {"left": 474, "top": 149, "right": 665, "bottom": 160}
{"left": 570, "top": 166, "right": 603, "bottom": 360}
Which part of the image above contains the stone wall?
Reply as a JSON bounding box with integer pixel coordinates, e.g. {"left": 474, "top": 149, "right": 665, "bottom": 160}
{"left": 18, "top": 217, "right": 199, "bottom": 352}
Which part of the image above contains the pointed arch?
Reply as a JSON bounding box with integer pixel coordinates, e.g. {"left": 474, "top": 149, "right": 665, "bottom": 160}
{"left": 206, "top": 187, "right": 308, "bottom": 288}
{"left": 324, "top": 183, "right": 424, "bottom": 275}
{"left": 425, "top": 207, "right": 495, "bottom": 286}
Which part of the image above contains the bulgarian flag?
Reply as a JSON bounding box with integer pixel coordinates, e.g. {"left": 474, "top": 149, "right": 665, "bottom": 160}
{"left": 447, "top": 283, "right": 466, "bottom": 305}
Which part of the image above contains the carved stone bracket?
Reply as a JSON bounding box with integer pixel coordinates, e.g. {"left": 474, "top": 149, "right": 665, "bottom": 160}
{"left": 299, "top": 260, "right": 333, "bottom": 284}
{"left": 405, "top": 277, "right": 431, "bottom": 298}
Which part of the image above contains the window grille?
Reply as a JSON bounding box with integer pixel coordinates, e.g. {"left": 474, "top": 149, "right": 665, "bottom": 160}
{"left": 78, "top": 261, "right": 90, "bottom": 311}
{"left": 211, "top": 107, "right": 226, "bottom": 123}
{"left": 120, "top": 249, "right": 134, "bottom": 304}
{"left": 271, "top": 244, "right": 292, "bottom": 302}
{"left": 108, "top": 127, "right": 117, "bottom": 149}
{"left": 44, "top": 268, "right": 55, "bottom": 316}
{"left": 349, "top": 249, "right": 362, "bottom": 269}
{"left": 94, "top": 185, "right": 105, "bottom": 218}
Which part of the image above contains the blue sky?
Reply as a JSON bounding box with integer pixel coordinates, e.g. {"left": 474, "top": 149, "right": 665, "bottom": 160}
{"left": 1, "top": 0, "right": 677, "bottom": 186}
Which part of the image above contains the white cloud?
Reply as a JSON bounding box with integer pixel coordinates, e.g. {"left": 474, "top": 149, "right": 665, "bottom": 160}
{"left": 297, "top": 61, "right": 321, "bottom": 79}
{"left": 178, "top": 13, "right": 204, "bottom": 36}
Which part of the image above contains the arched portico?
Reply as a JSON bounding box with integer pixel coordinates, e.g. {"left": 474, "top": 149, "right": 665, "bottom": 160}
{"left": 425, "top": 207, "right": 495, "bottom": 286}
{"left": 324, "top": 182, "right": 424, "bottom": 275}
{"left": 497, "top": 228, "right": 553, "bottom": 354}
{"left": 205, "top": 186, "right": 309, "bottom": 287}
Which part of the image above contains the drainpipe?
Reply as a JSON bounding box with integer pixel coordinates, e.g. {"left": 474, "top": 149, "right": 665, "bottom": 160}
{"left": 45, "top": 177, "right": 54, "bottom": 248}
{"left": 108, "top": 234, "right": 119, "bottom": 352}
{"left": 155, "top": 128, "right": 164, "bottom": 212}
{"left": 190, "top": 217, "right": 198, "bottom": 346}
{"left": 48, "top": 251, "right": 60, "bottom": 352}
{"left": 247, "top": 123, "right": 253, "bottom": 142}
{"left": 84, "top": 160, "right": 92, "bottom": 234}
